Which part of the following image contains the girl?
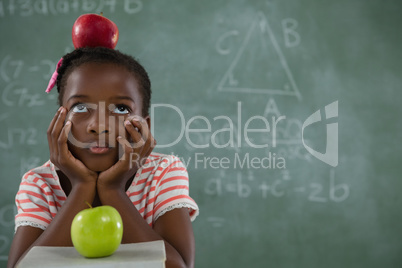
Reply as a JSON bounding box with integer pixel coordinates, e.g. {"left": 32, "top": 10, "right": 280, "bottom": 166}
{"left": 8, "top": 47, "right": 199, "bottom": 268}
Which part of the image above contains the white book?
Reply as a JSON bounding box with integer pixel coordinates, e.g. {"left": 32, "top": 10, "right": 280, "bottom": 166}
{"left": 17, "top": 240, "right": 166, "bottom": 268}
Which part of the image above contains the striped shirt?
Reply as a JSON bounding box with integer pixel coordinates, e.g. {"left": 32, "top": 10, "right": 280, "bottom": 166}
{"left": 15, "top": 152, "right": 199, "bottom": 231}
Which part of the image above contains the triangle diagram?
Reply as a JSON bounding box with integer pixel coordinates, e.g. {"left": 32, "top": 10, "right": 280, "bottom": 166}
{"left": 217, "top": 12, "right": 302, "bottom": 100}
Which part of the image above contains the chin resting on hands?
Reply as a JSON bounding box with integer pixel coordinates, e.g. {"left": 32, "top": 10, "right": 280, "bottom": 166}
{"left": 97, "top": 116, "right": 156, "bottom": 190}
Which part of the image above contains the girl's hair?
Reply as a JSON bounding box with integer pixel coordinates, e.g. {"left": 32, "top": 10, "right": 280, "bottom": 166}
{"left": 56, "top": 47, "right": 151, "bottom": 116}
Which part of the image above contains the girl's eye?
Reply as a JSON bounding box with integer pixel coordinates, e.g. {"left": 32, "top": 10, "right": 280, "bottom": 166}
{"left": 72, "top": 103, "right": 88, "bottom": 113}
{"left": 112, "top": 105, "right": 130, "bottom": 115}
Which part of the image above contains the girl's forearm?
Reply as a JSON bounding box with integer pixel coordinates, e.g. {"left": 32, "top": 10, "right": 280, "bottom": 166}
{"left": 97, "top": 187, "right": 188, "bottom": 268}
{"left": 97, "top": 186, "right": 160, "bottom": 242}
{"left": 31, "top": 182, "right": 96, "bottom": 247}
{"left": 9, "top": 183, "right": 97, "bottom": 268}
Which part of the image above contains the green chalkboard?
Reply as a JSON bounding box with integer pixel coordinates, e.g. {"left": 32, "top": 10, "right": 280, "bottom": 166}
{"left": 1, "top": 1, "right": 402, "bottom": 267}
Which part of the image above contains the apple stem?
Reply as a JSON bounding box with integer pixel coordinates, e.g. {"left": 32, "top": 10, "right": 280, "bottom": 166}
{"left": 85, "top": 201, "right": 92, "bottom": 209}
{"left": 100, "top": 12, "right": 104, "bottom": 16}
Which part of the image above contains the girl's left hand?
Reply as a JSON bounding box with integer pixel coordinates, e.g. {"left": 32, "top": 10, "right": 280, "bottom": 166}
{"left": 97, "top": 116, "right": 156, "bottom": 191}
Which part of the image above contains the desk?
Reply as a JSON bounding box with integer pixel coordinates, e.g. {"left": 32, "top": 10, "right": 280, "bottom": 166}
{"left": 17, "top": 240, "right": 166, "bottom": 268}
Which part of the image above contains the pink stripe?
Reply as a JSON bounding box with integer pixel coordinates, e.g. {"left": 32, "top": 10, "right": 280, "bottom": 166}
{"left": 153, "top": 160, "right": 182, "bottom": 183}
{"left": 18, "top": 190, "right": 47, "bottom": 203}
{"left": 154, "top": 195, "right": 192, "bottom": 212}
{"left": 16, "top": 213, "right": 51, "bottom": 225}
{"left": 159, "top": 176, "right": 189, "bottom": 187}
{"left": 129, "top": 182, "right": 155, "bottom": 197}
{"left": 158, "top": 185, "right": 188, "bottom": 196}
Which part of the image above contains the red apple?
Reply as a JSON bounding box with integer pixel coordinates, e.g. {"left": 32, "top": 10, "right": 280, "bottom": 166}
{"left": 72, "top": 13, "right": 119, "bottom": 49}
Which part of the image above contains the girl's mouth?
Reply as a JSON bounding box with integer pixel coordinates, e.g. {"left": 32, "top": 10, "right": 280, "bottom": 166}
{"left": 89, "top": 146, "right": 111, "bottom": 154}
{"left": 87, "top": 141, "right": 112, "bottom": 154}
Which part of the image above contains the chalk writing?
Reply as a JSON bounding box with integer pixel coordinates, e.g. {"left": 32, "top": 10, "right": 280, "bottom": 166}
{"left": 205, "top": 171, "right": 253, "bottom": 198}
{"left": 1, "top": 55, "right": 55, "bottom": 82}
{"left": 216, "top": 30, "right": 239, "bottom": 55}
{"left": 329, "top": 169, "right": 349, "bottom": 202}
{"left": 204, "top": 168, "right": 349, "bottom": 203}
{"left": 0, "top": 55, "right": 23, "bottom": 82}
{"left": 0, "top": 127, "right": 38, "bottom": 149}
{"left": 2, "top": 82, "right": 45, "bottom": 107}
{"left": 282, "top": 18, "right": 300, "bottom": 48}
{"left": 259, "top": 179, "right": 285, "bottom": 198}
{"left": 1, "top": 55, "right": 58, "bottom": 106}
{"left": 0, "top": 0, "right": 142, "bottom": 17}
{"left": 217, "top": 12, "right": 302, "bottom": 100}
{"left": 308, "top": 183, "right": 327, "bottom": 202}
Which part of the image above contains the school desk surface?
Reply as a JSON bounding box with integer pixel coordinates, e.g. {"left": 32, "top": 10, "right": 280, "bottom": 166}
{"left": 17, "top": 240, "right": 166, "bottom": 268}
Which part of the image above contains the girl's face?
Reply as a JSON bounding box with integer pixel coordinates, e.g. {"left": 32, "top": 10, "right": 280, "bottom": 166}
{"left": 62, "top": 62, "right": 146, "bottom": 172}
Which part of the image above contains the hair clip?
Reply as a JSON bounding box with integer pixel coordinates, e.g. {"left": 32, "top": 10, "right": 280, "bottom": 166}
{"left": 45, "top": 58, "right": 63, "bottom": 93}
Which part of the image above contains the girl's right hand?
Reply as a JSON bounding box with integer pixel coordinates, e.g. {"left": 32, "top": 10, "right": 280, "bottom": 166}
{"left": 47, "top": 107, "right": 98, "bottom": 187}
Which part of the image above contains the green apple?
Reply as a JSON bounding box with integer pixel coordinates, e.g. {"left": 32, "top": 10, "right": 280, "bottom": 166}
{"left": 71, "top": 204, "right": 123, "bottom": 258}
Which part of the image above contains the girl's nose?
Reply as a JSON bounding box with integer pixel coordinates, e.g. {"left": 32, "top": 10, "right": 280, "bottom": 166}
{"left": 86, "top": 102, "right": 110, "bottom": 135}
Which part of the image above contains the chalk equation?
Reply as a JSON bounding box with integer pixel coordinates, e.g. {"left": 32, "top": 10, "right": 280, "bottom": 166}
{"left": 0, "top": 55, "right": 57, "bottom": 106}
{"left": 0, "top": 55, "right": 55, "bottom": 82}
{"left": 0, "top": 112, "right": 40, "bottom": 149}
{"left": 0, "top": 0, "right": 143, "bottom": 17}
{"left": 0, "top": 127, "right": 38, "bottom": 149}
{"left": 205, "top": 168, "right": 349, "bottom": 203}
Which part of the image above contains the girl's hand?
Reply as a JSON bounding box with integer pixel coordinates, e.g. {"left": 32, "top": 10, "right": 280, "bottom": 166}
{"left": 97, "top": 116, "right": 156, "bottom": 190}
{"left": 47, "top": 107, "right": 98, "bottom": 187}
